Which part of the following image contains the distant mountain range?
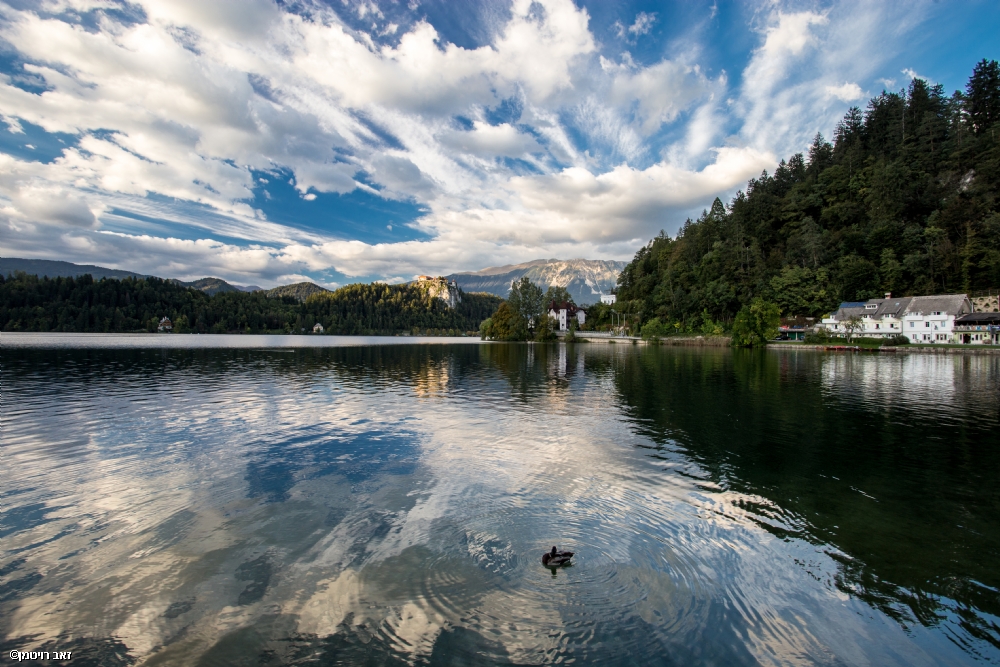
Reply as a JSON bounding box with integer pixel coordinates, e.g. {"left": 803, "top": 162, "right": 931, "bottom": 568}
{"left": 2, "top": 256, "right": 625, "bottom": 305}
{"left": 0, "top": 257, "right": 146, "bottom": 281}
{"left": 448, "top": 259, "right": 625, "bottom": 305}
{"left": 0, "top": 258, "right": 262, "bottom": 295}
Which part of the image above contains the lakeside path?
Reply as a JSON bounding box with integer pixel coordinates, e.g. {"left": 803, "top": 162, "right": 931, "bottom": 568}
{"left": 768, "top": 342, "right": 1000, "bottom": 354}
{"left": 0, "top": 332, "right": 484, "bottom": 349}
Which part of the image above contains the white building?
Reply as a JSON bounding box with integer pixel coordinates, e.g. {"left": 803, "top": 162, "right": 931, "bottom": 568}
{"left": 902, "top": 295, "right": 973, "bottom": 343}
{"left": 600, "top": 294, "right": 616, "bottom": 305}
{"left": 313, "top": 323, "right": 324, "bottom": 333}
{"left": 820, "top": 293, "right": 973, "bottom": 343}
{"left": 547, "top": 301, "right": 586, "bottom": 331}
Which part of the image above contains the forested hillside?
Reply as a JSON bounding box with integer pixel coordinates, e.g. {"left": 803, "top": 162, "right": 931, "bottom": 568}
{"left": 610, "top": 59, "right": 1000, "bottom": 330}
{"left": 0, "top": 273, "right": 501, "bottom": 335}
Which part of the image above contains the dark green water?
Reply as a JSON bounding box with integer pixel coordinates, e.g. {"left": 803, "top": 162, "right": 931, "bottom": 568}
{"left": 1, "top": 336, "right": 998, "bottom": 666}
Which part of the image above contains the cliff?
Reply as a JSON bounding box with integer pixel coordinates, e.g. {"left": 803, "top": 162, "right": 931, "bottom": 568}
{"left": 414, "top": 276, "right": 461, "bottom": 308}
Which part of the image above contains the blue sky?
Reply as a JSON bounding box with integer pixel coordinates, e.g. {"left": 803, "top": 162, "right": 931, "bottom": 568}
{"left": 0, "top": 0, "right": 997, "bottom": 287}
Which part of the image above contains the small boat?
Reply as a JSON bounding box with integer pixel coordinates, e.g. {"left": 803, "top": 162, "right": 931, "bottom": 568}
{"left": 542, "top": 546, "right": 574, "bottom": 567}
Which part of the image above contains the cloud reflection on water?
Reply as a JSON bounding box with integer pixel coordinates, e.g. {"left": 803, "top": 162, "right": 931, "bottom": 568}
{"left": 1, "top": 343, "right": 997, "bottom": 665}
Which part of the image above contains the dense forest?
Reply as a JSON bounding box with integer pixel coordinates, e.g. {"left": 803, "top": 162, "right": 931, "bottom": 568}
{"left": 0, "top": 273, "right": 502, "bottom": 335}
{"left": 601, "top": 59, "right": 1000, "bottom": 331}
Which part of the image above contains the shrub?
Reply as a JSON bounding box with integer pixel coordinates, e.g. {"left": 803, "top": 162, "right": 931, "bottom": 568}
{"left": 640, "top": 317, "right": 669, "bottom": 340}
{"left": 804, "top": 328, "right": 831, "bottom": 344}
{"left": 564, "top": 319, "right": 578, "bottom": 342}
{"left": 535, "top": 314, "right": 556, "bottom": 341}
{"left": 731, "top": 298, "right": 781, "bottom": 347}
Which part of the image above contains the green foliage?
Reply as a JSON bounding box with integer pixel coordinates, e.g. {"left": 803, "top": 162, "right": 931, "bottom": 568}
{"left": 731, "top": 298, "right": 781, "bottom": 347}
{"left": 0, "top": 273, "right": 502, "bottom": 335}
{"left": 768, "top": 266, "right": 835, "bottom": 316}
{"left": 507, "top": 276, "right": 544, "bottom": 334}
{"left": 564, "top": 319, "right": 577, "bottom": 342}
{"left": 640, "top": 317, "right": 668, "bottom": 340}
{"left": 485, "top": 301, "right": 523, "bottom": 341}
{"left": 616, "top": 61, "right": 1000, "bottom": 325}
{"left": 543, "top": 285, "right": 574, "bottom": 306}
{"left": 804, "top": 329, "right": 831, "bottom": 344}
{"left": 698, "top": 309, "right": 725, "bottom": 336}
{"left": 266, "top": 282, "right": 329, "bottom": 301}
{"left": 804, "top": 329, "right": 909, "bottom": 346}
{"left": 841, "top": 315, "right": 864, "bottom": 343}
{"left": 534, "top": 312, "right": 556, "bottom": 341}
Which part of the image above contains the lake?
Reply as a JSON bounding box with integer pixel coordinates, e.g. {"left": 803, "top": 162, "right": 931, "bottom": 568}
{"left": 2, "top": 335, "right": 998, "bottom": 666}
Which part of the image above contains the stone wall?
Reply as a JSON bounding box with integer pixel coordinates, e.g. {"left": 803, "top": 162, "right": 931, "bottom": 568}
{"left": 972, "top": 294, "right": 999, "bottom": 312}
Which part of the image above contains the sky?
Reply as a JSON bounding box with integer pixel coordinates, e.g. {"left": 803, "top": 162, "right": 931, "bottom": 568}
{"left": 0, "top": 0, "right": 997, "bottom": 288}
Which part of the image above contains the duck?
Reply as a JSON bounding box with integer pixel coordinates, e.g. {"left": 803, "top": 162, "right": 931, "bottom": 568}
{"left": 541, "top": 546, "right": 574, "bottom": 567}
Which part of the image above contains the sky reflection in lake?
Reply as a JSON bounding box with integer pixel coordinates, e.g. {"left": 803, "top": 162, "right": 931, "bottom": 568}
{"left": 1, "top": 339, "right": 998, "bottom": 665}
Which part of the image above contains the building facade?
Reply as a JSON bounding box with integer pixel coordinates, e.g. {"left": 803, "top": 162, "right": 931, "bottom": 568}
{"left": 820, "top": 293, "right": 974, "bottom": 343}
{"left": 547, "top": 301, "right": 586, "bottom": 331}
{"left": 953, "top": 313, "right": 1000, "bottom": 344}
{"left": 600, "top": 294, "right": 616, "bottom": 305}
{"left": 901, "top": 295, "right": 974, "bottom": 343}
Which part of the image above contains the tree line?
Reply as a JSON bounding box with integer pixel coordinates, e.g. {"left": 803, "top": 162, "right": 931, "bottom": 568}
{"left": 0, "top": 272, "right": 502, "bottom": 335}
{"left": 607, "top": 59, "right": 1000, "bottom": 335}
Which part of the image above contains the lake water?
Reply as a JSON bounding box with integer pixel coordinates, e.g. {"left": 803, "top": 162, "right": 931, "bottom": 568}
{"left": 2, "top": 335, "right": 999, "bottom": 666}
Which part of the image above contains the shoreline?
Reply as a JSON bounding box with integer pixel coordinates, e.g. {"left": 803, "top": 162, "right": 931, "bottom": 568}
{"left": 768, "top": 343, "right": 1000, "bottom": 354}
{"left": 0, "top": 332, "right": 484, "bottom": 349}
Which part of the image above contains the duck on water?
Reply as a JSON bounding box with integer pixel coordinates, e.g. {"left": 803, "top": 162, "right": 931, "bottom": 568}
{"left": 542, "top": 546, "right": 573, "bottom": 567}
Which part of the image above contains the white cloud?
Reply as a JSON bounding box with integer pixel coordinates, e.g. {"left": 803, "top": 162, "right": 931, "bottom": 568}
{"left": 0, "top": 0, "right": 942, "bottom": 285}
{"left": 615, "top": 11, "right": 656, "bottom": 41}
{"left": 437, "top": 122, "right": 542, "bottom": 159}
{"left": 736, "top": 2, "right": 932, "bottom": 160}
{"left": 825, "top": 82, "right": 864, "bottom": 102}
{"left": 901, "top": 67, "right": 933, "bottom": 84}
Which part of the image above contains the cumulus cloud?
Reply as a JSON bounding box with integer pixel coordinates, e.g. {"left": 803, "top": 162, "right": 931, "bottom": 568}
{"left": 0, "top": 0, "right": 939, "bottom": 284}
{"left": 825, "top": 82, "right": 864, "bottom": 102}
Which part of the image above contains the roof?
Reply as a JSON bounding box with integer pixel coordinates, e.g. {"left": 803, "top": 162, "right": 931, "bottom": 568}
{"left": 828, "top": 293, "right": 971, "bottom": 320}
{"left": 549, "top": 300, "right": 582, "bottom": 314}
{"left": 904, "top": 294, "right": 971, "bottom": 316}
{"left": 955, "top": 313, "right": 1000, "bottom": 324}
{"left": 830, "top": 296, "right": 913, "bottom": 321}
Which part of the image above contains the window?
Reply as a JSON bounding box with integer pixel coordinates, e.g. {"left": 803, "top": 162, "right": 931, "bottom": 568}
{"left": 925, "top": 322, "right": 930, "bottom": 327}
{"left": 909, "top": 322, "right": 914, "bottom": 328}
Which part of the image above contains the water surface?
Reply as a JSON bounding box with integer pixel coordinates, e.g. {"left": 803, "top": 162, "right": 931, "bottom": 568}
{"left": 2, "top": 337, "right": 998, "bottom": 665}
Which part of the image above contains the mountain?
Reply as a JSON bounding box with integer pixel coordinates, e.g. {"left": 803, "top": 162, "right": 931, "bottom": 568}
{"left": 171, "top": 277, "right": 242, "bottom": 296}
{"left": 448, "top": 259, "right": 626, "bottom": 305}
{"left": 265, "top": 282, "right": 330, "bottom": 301}
{"left": 1, "top": 258, "right": 263, "bottom": 294}
{"left": 0, "top": 257, "right": 145, "bottom": 281}
{"left": 172, "top": 277, "right": 262, "bottom": 295}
